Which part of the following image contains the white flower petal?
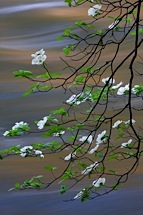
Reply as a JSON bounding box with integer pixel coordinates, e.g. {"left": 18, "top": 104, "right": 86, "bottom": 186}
{"left": 64, "top": 151, "right": 76, "bottom": 161}
{"left": 121, "top": 139, "right": 132, "bottom": 148}
{"left": 102, "top": 77, "right": 115, "bottom": 85}
{"left": 88, "top": 5, "right": 102, "bottom": 17}
{"left": 92, "top": 177, "right": 106, "bottom": 187}
{"left": 112, "top": 120, "right": 122, "bottom": 128}
{"left": 79, "top": 135, "right": 93, "bottom": 144}
{"left": 111, "top": 81, "right": 123, "bottom": 89}
{"left": 88, "top": 145, "right": 99, "bottom": 154}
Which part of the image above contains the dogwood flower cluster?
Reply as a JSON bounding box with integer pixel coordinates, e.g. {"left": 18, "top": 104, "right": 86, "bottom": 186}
{"left": 92, "top": 177, "right": 106, "bottom": 187}
{"left": 81, "top": 162, "right": 99, "bottom": 175}
{"left": 3, "top": 121, "right": 29, "bottom": 137}
{"left": 37, "top": 117, "right": 48, "bottom": 130}
{"left": 64, "top": 151, "right": 76, "bottom": 161}
{"left": 20, "top": 146, "right": 44, "bottom": 158}
{"left": 79, "top": 135, "right": 93, "bottom": 144}
{"left": 31, "top": 49, "right": 47, "bottom": 65}
{"left": 88, "top": 5, "right": 102, "bottom": 17}
{"left": 121, "top": 139, "right": 132, "bottom": 148}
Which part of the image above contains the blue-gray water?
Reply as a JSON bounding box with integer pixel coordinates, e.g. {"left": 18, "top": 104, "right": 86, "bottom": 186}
{"left": 0, "top": 1, "right": 143, "bottom": 214}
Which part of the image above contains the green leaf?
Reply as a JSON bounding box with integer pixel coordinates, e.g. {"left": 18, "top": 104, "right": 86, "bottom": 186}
{"left": 63, "top": 44, "right": 76, "bottom": 55}
{"left": 44, "top": 165, "right": 57, "bottom": 171}
{"left": 13, "top": 70, "right": 33, "bottom": 78}
{"left": 60, "top": 185, "right": 67, "bottom": 194}
{"left": 64, "top": 0, "right": 72, "bottom": 7}
{"left": 51, "top": 107, "right": 67, "bottom": 116}
{"left": 15, "top": 182, "right": 21, "bottom": 189}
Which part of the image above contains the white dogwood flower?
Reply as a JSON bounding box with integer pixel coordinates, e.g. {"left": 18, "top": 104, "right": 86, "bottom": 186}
{"left": 66, "top": 93, "right": 85, "bottom": 105}
{"left": 112, "top": 120, "right": 122, "bottom": 128}
{"left": 35, "top": 150, "right": 44, "bottom": 158}
{"left": 88, "top": 5, "right": 102, "bottom": 17}
{"left": 121, "top": 139, "right": 132, "bottom": 148}
{"left": 111, "top": 81, "right": 123, "bottom": 89}
{"left": 20, "top": 146, "right": 33, "bottom": 157}
{"left": 88, "top": 145, "right": 99, "bottom": 154}
{"left": 74, "top": 189, "right": 85, "bottom": 199}
{"left": 108, "top": 20, "right": 119, "bottom": 29}
{"left": 79, "top": 135, "right": 93, "bottom": 144}
{"left": 96, "top": 130, "right": 107, "bottom": 145}
{"left": 37, "top": 117, "right": 47, "bottom": 130}
{"left": 81, "top": 162, "right": 99, "bottom": 175}
{"left": 32, "top": 54, "right": 47, "bottom": 65}
{"left": 64, "top": 151, "right": 76, "bottom": 161}
{"left": 102, "top": 77, "right": 115, "bottom": 85}
{"left": 117, "top": 84, "right": 129, "bottom": 95}
{"left": 12, "top": 121, "right": 28, "bottom": 130}
{"left": 92, "top": 177, "right": 106, "bottom": 187}
{"left": 31, "top": 49, "right": 47, "bottom": 65}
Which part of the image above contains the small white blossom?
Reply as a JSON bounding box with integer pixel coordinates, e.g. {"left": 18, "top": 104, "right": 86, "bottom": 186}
{"left": 64, "top": 151, "right": 76, "bottom": 161}
{"left": 79, "top": 135, "right": 93, "bottom": 144}
{"left": 112, "top": 120, "right": 122, "bottom": 128}
{"left": 92, "top": 177, "right": 106, "bottom": 187}
{"left": 20, "top": 146, "right": 33, "bottom": 153}
{"left": 31, "top": 49, "right": 47, "bottom": 65}
{"left": 35, "top": 150, "right": 42, "bottom": 155}
{"left": 102, "top": 77, "right": 115, "bottom": 85}
{"left": 88, "top": 145, "right": 99, "bottom": 154}
{"left": 12, "top": 121, "right": 28, "bottom": 130}
{"left": 32, "top": 54, "right": 47, "bottom": 65}
{"left": 66, "top": 93, "right": 84, "bottom": 105}
{"left": 117, "top": 84, "right": 129, "bottom": 95}
{"left": 96, "top": 130, "right": 107, "bottom": 145}
{"left": 35, "top": 150, "right": 44, "bottom": 158}
{"left": 124, "top": 119, "right": 136, "bottom": 125}
{"left": 108, "top": 20, "right": 119, "bottom": 29}
{"left": 53, "top": 131, "right": 65, "bottom": 137}
{"left": 132, "top": 85, "right": 140, "bottom": 94}
{"left": 121, "top": 139, "right": 132, "bottom": 148}
{"left": 3, "top": 130, "right": 10, "bottom": 136}
{"left": 31, "top": 49, "right": 45, "bottom": 58}
{"left": 88, "top": 5, "right": 102, "bottom": 17}
{"left": 37, "top": 117, "right": 47, "bottom": 130}
{"left": 111, "top": 81, "right": 123, "bottom": 90}
{"left": 81, "top": 162, "right": 98, "bottom": 175}
{"left": 20, "top": 146, "right": 33, "bottom": 157}
{"left": 74, "top": 189, "right": 85, "bottom": 199}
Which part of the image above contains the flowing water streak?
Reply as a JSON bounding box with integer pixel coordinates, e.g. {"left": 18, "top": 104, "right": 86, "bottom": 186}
{"left": 0, "top": 2, "right": 66, "bottom": 14}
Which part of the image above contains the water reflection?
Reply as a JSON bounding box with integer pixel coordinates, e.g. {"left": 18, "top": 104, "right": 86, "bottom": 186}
{"left": 1, "top": 1, "right": 143, "bottom": 215}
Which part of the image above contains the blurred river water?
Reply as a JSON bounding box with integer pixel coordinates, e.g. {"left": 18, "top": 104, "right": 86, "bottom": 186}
{"left": 0, "top": 1, "right": 143, "bottom": 215}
